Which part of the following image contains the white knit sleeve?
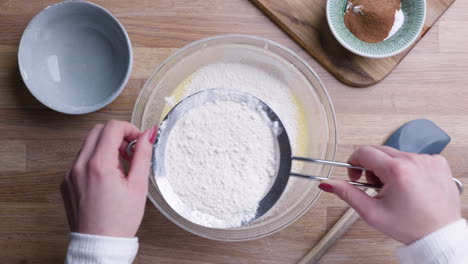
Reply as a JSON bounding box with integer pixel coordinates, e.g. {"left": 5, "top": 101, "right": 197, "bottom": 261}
{"left": 65, "top": 232, "right": 139, "bottom": 264}
{"left": 396, "top": 219, "right": 468, "bottom": 264}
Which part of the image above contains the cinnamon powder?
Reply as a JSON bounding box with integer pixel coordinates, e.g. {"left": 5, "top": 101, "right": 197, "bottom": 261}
{"left": 344, "top": 0, "right": 400, "bottom": 43}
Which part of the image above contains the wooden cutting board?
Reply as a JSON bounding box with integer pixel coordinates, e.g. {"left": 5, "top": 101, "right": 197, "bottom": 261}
{"left": 250, "top": 0, "right": 455, "bottom": 87}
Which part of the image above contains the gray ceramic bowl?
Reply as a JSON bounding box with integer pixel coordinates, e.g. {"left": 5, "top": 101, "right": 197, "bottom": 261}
{"left": 18, "top": 0, "right": 132, "bottom": 114}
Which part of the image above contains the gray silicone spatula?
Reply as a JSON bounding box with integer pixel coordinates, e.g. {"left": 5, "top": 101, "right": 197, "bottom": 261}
{"left": 384, "top": 119, "right": 451, "bottom": 154}
{"left": 298, "top": 119, "right": 463, "bottom": 264}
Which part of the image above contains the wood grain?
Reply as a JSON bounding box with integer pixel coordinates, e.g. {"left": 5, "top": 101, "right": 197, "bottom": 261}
{"left": 250, "top": 0, "right": 455, "bottom": 87}
{"left": 1, "top": 0, "right": 468, "bottom": 263}
{"left": 0, "top": 140, "right": 26, "bottom": 172}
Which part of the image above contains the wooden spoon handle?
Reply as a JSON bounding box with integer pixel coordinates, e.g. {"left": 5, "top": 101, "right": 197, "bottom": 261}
{"left": 297, "top": 189, "right": 377, "bottom": 264}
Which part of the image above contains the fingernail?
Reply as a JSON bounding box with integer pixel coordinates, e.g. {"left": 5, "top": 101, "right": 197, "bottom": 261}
{"left": 148, "top": 125, "right": 157, "bottom": 144}
{"left": 319, "top": 183, "right": 334, "bottom": 193}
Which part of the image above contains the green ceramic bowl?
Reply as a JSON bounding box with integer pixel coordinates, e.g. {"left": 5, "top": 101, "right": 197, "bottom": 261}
{"left": 326, "top": 0, "right": 426, "bottom": 58}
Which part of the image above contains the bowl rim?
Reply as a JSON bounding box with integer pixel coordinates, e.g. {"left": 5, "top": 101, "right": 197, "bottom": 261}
{"left": 326, "top": 0, "right": 427, "bottom": 59}
{"left": 131, "top": 34, "right": 338, "bottom": 241}
{"left": 17, "top": 0, "right": 133, "bottom": 115}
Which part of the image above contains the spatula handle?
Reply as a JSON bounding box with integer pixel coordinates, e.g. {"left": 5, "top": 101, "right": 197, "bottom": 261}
{"left": 297, "top": 189, "right": 376, "bottom": 264}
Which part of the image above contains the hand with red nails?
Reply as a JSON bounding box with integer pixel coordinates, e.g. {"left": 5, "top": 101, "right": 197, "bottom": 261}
{"left": 319, "top": 146, "right": 462, "bottom": 245}
{"left": 61, "top": 120, "right": 157, "bottom": 238}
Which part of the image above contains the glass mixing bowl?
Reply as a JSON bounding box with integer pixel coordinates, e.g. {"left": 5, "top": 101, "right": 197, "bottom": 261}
{"left": 131, "top": 35, "right": 336, "bottom": 241}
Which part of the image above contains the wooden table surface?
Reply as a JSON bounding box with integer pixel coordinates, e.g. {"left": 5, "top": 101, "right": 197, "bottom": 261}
{"left": 1, "top": 0, "right": 467, "bottom": 263}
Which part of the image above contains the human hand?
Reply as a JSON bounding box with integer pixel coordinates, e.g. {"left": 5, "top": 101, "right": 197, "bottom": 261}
{"left": 319, "top": 146, "right": 461, "bottom": 244}
{"left": 61, "top": 120, "right": 157, "bottom": 238}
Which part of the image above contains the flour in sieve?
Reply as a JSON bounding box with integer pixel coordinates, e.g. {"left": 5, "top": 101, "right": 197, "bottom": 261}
{"left": 164, "top": 99, "right": 279, "bottom": 228}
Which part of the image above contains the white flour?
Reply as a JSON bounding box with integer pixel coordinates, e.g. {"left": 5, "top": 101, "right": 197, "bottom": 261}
{"left": 183, "top": 62, "right": 298, "bottom": 147}
{"left": 386, "top": 8, "right": 405, "bottom": 40}
{"left": 159, "top": 62, "right": 298, "bottom": 228}
{"left": 164, "top": 99, "right": 279, "bottom": 228}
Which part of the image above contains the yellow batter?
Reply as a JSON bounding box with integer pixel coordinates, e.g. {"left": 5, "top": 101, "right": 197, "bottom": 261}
{"left": 159, "top": 72, "right": 309, "bottom": 158}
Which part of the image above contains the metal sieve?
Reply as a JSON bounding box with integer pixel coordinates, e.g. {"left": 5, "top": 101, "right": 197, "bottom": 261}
{"left": 127, "top": 89, "right": 377, "bottom": 224}
{"left": 127, "top": 89, "right": 462, "bottom": 225}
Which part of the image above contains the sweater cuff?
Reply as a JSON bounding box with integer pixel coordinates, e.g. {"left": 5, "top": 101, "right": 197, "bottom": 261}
{"left": 66, "top": 232, "right": 139, "bottom": 264}
{"left": 396, "top": 219, "right": 468, "bottom": 264}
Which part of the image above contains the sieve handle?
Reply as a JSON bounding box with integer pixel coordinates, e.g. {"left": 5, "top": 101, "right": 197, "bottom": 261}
{"left": 126, "top": 139, "right": 138, "bottom": 157}
{"left": 290, "top": 172, "right": 382, "bottom": 190}
{"left": 291, "top": 156, "right": 463, "bottom": 193}
{"left": 291, "top": 156, "right": 382, "bottom": 190}
{"left": 292, "top": 156, "right": 366, "bottom": 170}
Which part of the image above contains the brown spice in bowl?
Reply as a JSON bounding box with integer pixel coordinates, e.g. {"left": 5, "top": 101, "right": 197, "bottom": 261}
{"left": 344, "top": 0, "right": 400, "bottom": 43}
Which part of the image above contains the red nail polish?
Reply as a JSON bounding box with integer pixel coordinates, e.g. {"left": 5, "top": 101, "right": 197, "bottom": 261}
{"left": 148, "top": 125, "right": 157, "bottom": 144}
{"left": 319, "top": 183, "right": 334, "bottom": 193}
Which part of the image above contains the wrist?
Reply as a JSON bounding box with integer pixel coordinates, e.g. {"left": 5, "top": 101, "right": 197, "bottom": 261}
{"left": 69, "top": 232, "right": 138, "bottom": 247}
{"left": 66, "top": 233, "right": 139, "bottom": 263}
{"left": 403, "top": 215, "right": 462, "bottom": 245}
{"left": 396, "top": 219, "right": 468, "bottom": 263}
{"left": 79, "top": 222, "right": 137, "bottom": 238}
